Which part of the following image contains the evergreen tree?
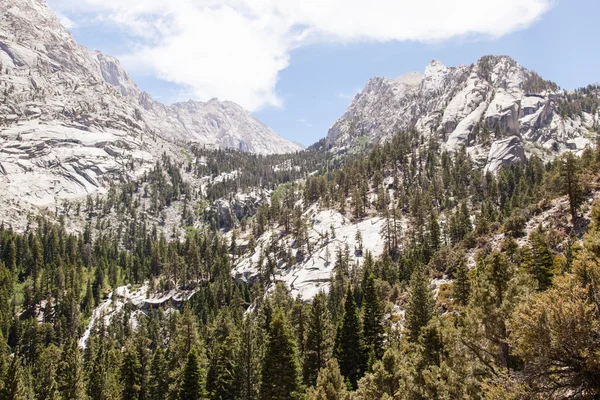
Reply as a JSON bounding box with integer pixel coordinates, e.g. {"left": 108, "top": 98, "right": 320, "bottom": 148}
{"left": 362, "top": 274, "right": 384, "bottom": 359}
{"left": 0, "top": 353, "right": 27, "bottom": 400}
{"left": 405, "top": 267, "right": 435, "bottom": 342}
{"left": 121, "top": 345, "right": 142, "bottom": 400}
{"left": 527, "top": 232, "right": 554, "bottom": 291}
{"left": 236, "top": 317, "right": 261, "bottom": 400}
{"left": 0, "top": 264, "right": 13, "bottom": 338}
{"left": 179, "top": 347, "right": 206, "bottom": 400}
{"left": 469, "top": 250, "right": 521, "bottom": 370}
{"left": 334, "top": 288, "right": 365, "bottom": 389}
{"left": 303, "top": 291, "right": 333, "bottom": 386}
{"left": 57, "top": 339, "right": 85, "bottom": 400}
{"left": 206, "top": 316, "right": 238, "bottom": 400}
{"left": 510, "top": 264, "right": 600, "bottom": 397}
{"left": 453, "top": 259, "right": 471, "bottom": 307}
{"left": 149, "top": 347, "right": 169, "bottom": 400}
{"left": 259, "top": 310, "right": 301, "bottom": 400}
{"left": 429, "top": 213, "right": 441, "bottom": 252}
{"left": 0, "top": 332, "right": 7, "bottom": 390}
{"left": 560, "top": 152, "right": 583, "bottom": 223}
{"left": 328, "top": 250, "right": 348, "bottom": 323}
{"left": 88, "top": 333, "right": 109, "bottom": 400}
{"left": 34, "top": 344, "right": 61, "bottom": 400}
{"left": 305, "top": 359, "right": 350, "bottom": 400}
{"left": 355, "top": 349, "right": 403, "bottom": 399}
{"left": 290, "top": 295, "right": 307, "bottom": 359}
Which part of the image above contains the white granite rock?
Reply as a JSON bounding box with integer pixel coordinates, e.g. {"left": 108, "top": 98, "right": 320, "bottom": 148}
{"left": 484, "top": 136, "right": 527, "bottom": 174}
{"left": 327, "top": 56, "right": 597, "bottom": 162}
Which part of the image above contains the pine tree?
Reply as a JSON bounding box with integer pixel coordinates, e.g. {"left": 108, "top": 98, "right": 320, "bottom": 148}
{"left": 230, "top": 230, "right": 237, "bottom": 263}
{"left": 291, "top": 295, "right": 307, "bottom": 358}
{"left": 303, "top": 291, "right": 333, "bottom": 386}
{"left": 149, "top": 347, "right": 169, "bottom": 400}
{"left": 34, "top": 344, "right": 61, "bottom": 400}
{"left": 560, "top": 152, "right": 583, "bottom": 223}
{"left": 0, "top": 331, "right": 7, "bottom": 389}
{"left": 259, "top": 310, "right": 301, "bottom": 400}
{"left": 236, "top": 317, "right": 261, "bottom": 400}
{"left": 0, "top": 353, "right": 27, "bottom": 400}
{"left": 328, "top": 250, "right": 348, "bottom": 323}
{"left": 206, "top": 316, "right": 238, "bottom": 400}
{"left": 429, "top": 213, "right": 441, "bottom": 252}
{"left": 354, "top": 230, "right": 363, "bottom": 257}
{"left": 179, "top": 347, "right": 206, "bottom": 400}
{"left": 207, "top": 334, "right": 237, "bottom": 400}
{"left": 453, "top": 259, "right": 471, "bottom": 307}
{"left": 172, "top": 307, "right": 200, "bottom": 363}
{"left": 334, "top": 288, "right": 365, "bottom": 389}
{"left": 121, "top": 345, "right": 142, "bottom": 400}
{"left": 509, "top": 227, "right": 600, "bottom": 397}
{"left": 362, "top": 274, "right": 384, "bottom": 359}
{"left": 56, "top": 340, "right": 85, "bottom": 400}
{"left": 0, "top": 263, "right": 13, "bottom": 336}
{"left": 355, "top": 349, "right": 403, "bottom": 399}
{"left": 494, "top": 121, "right": 501, "bottom": 139}
{"left": 474, "top": 250, "right": 516, "bottom": 369}
{"left": 83, "top": 279, "right": 94, "bottom": 317}
{"left": 132, "top": 323, "right": 152, "bottom": 400}
{"left": 405, "top": 267, "right": 434, "bottom": 342}
{"left": 88, "top": 334, "right": 109, "bottom": 400}
{"left": 305, "top": 359, "right": 350, "bottom": 400}
{"left": 527, "top": 232, "right": 554, "bottom": 291}
{"left": 4, "top": 239, "right": 16, "bottom": 273}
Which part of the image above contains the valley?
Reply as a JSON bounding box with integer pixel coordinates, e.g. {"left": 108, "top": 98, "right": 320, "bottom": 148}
{"left": 1, "top": 0, "right": 600, "bottom": 399}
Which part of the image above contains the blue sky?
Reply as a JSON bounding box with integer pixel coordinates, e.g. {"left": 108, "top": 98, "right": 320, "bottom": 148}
{"left": 49, "top": 0, "right": 599, "bottom": 147}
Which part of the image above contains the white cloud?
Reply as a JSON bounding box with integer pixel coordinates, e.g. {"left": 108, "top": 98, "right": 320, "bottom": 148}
{"left": 55, "top": 11, "right": 77, "bottom": 29}
{"left": 47, "top": 0, "right": 554, "bottom": 111}
{"left": 338, "top": 88, "right": 363, "bottom": 101}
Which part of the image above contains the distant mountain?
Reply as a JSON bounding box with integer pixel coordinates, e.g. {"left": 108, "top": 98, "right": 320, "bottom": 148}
{"left": 0, "top": 0, "right": 301, "bottom": 226}
{"left": 326, "top": 56, "right": 599, "bottom": 172}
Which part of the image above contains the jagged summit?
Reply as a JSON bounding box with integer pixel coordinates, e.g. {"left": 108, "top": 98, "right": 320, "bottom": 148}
{"left": 326, "top": 55, "right": 598, "bottom": 171}
{"left": 0, "top": 0, "right": 301, "bottom": 227}
{"left": 0, "top": 0, "right": 301, "bottom": 154}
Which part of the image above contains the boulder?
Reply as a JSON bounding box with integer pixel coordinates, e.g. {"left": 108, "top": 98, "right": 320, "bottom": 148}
{"left": 484, "top": 136, "right": 526, "bottom": 174}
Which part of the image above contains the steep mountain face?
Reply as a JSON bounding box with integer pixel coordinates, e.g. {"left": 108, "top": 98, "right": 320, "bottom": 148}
{"left": 164, "top": 99, "right": 297, "bottom": 153}
{"left": 0, "top": 0, "right": 300, "bottom": 227}
{"left": 0, "top": 0, "right": 301, "bottom": 153}
{"left": 327, "top": 56, "right": 599, "bottom": 170}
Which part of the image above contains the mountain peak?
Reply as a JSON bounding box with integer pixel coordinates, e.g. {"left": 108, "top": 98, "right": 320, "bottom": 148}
{"left": 0, "top": 0, "right": 302, "bottom": 227}
{"left": 426, "top": 59, "right": 446, "bottom": 72}
{"left": 423, "top": 60, "right": 449, "bottom": 90}
{"left": 0, "top": 0, "right": 300, "bottom": 154}
{"left": 395, "top": 72, "right": 424, "bottom": 86}
{"left": 326, "top": 56, "right": 596, "bottom": 169}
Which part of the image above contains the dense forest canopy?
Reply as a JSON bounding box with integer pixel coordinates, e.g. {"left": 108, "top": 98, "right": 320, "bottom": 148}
{"left": 1, "top": 127, "right": 600, "bottom": 399}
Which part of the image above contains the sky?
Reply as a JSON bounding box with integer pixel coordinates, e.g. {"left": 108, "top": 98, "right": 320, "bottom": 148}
{"left": 47, "top": 0, "right": 600, "bottom": 147}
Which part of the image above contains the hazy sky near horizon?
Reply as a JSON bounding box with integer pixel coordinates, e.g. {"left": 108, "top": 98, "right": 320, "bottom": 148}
{"left": 47, "top": 0, "right": 600, "bottom": 146}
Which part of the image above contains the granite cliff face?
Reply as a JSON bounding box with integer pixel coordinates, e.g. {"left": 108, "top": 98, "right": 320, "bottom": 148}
{"left": 0, "top": 0, "right": 301, "bottom": 226}
{"left": 0, "top": 0, "right": 301, "bottom": 153}
{"left": 326, "top": 56, "right": 599, "bottom": 171}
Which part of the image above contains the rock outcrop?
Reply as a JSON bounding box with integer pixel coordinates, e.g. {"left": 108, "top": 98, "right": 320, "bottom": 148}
{"left": 484, "top": 136, "right": 527, "bottom": 174}
{"left": 326, "top": 56, "right": 598, "bottom": 167}
{"left": 0, "top": 0, "right": 301, "bottom": 227}
{"left": 0, "top": 0, "right": 301, "bottom": 154}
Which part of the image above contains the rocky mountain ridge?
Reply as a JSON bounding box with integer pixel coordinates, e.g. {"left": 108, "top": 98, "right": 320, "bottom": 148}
{"left": 0, "top": 0, "right": 301, "bottom": 227}
{"left": 0, "top": 0, "right": 301, "bottom": 154}
{"left": 326, "top": 56, "right": 599, "bottom": 171}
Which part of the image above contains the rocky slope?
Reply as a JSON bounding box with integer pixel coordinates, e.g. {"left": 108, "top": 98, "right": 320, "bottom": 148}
{"left": 0, "top": 0, "right": 301, "bottom": 227}
{"left": 0, "top": 0, "right": 301, "bottom": 154}
{"left": 326, "top": 56, "right": 599, "bottom": 171}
